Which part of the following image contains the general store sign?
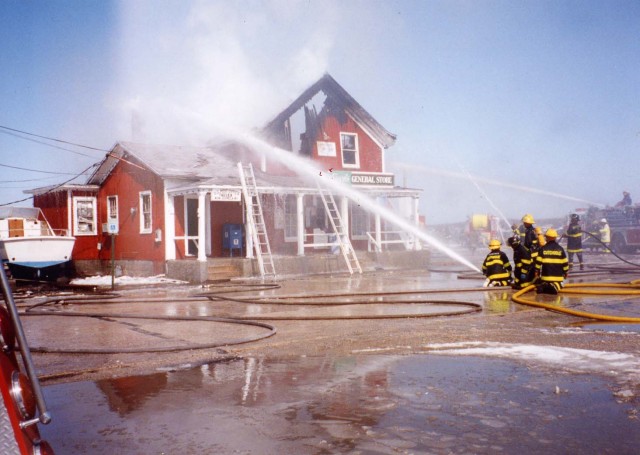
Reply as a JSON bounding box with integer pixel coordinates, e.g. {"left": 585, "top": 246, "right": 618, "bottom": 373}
{"left": 210, "top": 189, "right": 241, "bottom": 201}
{"left": 333, "top": 171, "right": 395, "bottom": 187}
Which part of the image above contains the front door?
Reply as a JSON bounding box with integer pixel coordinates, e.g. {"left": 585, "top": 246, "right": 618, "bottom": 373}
{"left": 186, "top": 198, "right": 198, "bottom": 256}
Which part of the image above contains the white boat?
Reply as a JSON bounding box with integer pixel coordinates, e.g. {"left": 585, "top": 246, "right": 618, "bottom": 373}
{"left": 0, "top": 207, "right": 75, "bottom": 280}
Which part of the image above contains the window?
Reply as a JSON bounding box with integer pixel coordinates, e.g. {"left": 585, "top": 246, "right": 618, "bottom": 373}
{"left": 140, "top": 191, "right": 152, "bottom": 233}
{"left": 340, "top": 133, "right": 359, "bottom": 168}
{"left": 107, "top": 195, "right": 118, "bottom": 222}
{"left": 73, "top": 197, "right": 97, "bottom": 235}
{"left": 284, "top": 194, "right": 298, "bottom": 241}
{"left": 350, "top": 203, "right": 369, "bottom": 239}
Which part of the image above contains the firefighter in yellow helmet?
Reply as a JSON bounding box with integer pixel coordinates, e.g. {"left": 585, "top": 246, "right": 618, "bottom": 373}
{"left": 516, "top": 214, "right": 540, "bottom": 258}
{"left": 482, "top": 239, "right": 513, "bottom": 287}
{"left": 534, "top": 228, "right": 569, "bottom": 295}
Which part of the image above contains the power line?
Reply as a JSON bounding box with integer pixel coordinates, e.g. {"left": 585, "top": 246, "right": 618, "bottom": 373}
{"left": 0, "top": 161, "right": 100, "bottom": 207}
{"left": 0, "top": 162, "right": 92, "bottom": 175}
{"left": 0, "top": 129, "right": 98, "bottom": 158}
{"left": 0, "top": 124, "right": 109, "bottom": 152}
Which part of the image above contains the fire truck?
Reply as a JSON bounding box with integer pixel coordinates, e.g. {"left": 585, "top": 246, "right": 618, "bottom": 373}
{"left": 1, "top": 266, "right": 54, "bottom": 454}
{"left": 577, "top": 206, "right": 640, "bottom": 253}
{"left": 463, "top": 214, "right": 504, "bottom": 250}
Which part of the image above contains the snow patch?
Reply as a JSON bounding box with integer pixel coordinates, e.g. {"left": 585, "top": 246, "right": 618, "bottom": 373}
{"left": 70, "top": 274, "right": 188, "bottom": 286}
{"left": 424, "top": 341, "right": 640, "bottom": 386}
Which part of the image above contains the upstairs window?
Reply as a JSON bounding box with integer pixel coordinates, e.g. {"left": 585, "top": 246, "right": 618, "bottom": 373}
{"left": 73, "top": 197, "right": 97, "bottom": 235}
{"left": 340, "top": 133, "right": 359, "bottom": 168}
{"left": 139, "top": 191, "right": 152, "bottom": 233}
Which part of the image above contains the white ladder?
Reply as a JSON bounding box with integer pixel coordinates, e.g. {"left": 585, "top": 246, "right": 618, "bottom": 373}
{"left": 317, "top": 183, "right": 362, "bottom": 274}
{"left": 238, "top": 162, "right": 276, "bottom": 279}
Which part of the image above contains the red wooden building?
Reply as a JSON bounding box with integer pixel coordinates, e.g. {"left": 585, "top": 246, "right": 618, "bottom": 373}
{"left": 28, "top": 74, "right": 423, "bottom": 281}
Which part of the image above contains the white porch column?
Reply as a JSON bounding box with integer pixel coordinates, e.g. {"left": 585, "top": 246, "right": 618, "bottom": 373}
{"left": 296, "top": 193, "right": 305, "bottom": 256}
{"left": 340, "top": 196, "right": 349, "bottom": 238}
{"left": 413, "top": 196, "right": 421, "bottom": 250}
{"left": 244, "top": 197, "right": 254, "bottom": 258}
{"left": 197, "top": 190, "right": 207, "bottom": 262}
{"left": 164, "top": 192, "right": 176, "bottom": 260}
{"left": 205, "top": 192, "right": 212, "bottom": 256}
{"left": 375, "top": 197, "right": 382, "bottom": 252}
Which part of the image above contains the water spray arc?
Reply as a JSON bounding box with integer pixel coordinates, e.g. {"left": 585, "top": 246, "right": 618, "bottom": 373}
{"left": 456, "top": 159, "right": 511, "bottom": 242}
{"left": 392, "top": 162, "right": 605, "bottom": 208}
{"left": 239, "top": 134, "right": 481, "bottom": 273}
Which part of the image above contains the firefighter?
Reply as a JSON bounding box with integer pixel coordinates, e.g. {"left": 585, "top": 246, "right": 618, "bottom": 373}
{"left": 517, "top": 214, "right": 539, "bottom": 253}
{"left": 534, "top": 228, "right": 569, "bottom": 295}
{"left": 507, "top": 235, "right": 533, "bottom": 289}
{"left": 615, "top": 191, "right": 632, "bottom": 208}
{"left": 599, "top": 218, "right": 611, "bottom": 253}
{"left": 482, "top": 239, "right": 512, "bottom": 287}
{"left": 563, "top": 213, "right": 584, "bottom": 270}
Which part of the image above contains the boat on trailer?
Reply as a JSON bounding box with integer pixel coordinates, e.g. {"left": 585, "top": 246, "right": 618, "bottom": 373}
{"left": 0, "top": 207, "right": 75, "bottom": 281}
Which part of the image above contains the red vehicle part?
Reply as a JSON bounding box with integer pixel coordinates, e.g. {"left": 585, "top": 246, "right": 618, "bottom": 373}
{"left": 1, "top": 268, "right": 54, "bottom": 455}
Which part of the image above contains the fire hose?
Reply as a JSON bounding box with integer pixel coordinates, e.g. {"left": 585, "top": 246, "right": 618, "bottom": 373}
{"left": 512, "top": 281, "right": 640, "bottom": 322}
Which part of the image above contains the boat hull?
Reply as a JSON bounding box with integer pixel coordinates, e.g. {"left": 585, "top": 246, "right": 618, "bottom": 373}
{"left": 0, "top": 237, "right": 75, "bottom": 281}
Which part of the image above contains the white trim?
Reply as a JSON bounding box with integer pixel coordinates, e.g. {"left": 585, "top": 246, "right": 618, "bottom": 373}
{"left": 164, "top": 192, "right": 176, "bottom": 260}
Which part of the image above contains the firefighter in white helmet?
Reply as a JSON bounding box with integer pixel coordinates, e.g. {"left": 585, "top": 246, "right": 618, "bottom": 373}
{"left": 534, "top": 228, "right": 569, "bottom": 294}
{"left": 482, "top": 239, "right": 513, "bottom": 287}
{"left": 599, "top": 218, "right": 611, "bottom": 253}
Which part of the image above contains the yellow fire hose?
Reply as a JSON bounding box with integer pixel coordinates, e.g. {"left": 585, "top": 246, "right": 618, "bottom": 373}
{"left": 511, "top": 281, "right": 640, "bottom": 322}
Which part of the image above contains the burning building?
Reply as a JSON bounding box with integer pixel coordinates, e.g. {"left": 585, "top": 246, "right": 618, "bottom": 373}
{"left": 27, "top": 74, "right": 425, "bottom": 281}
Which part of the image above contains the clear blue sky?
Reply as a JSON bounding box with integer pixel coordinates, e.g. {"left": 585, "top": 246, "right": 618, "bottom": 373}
{"left": 1, "top": 0, "right": 638, "bottom": 224}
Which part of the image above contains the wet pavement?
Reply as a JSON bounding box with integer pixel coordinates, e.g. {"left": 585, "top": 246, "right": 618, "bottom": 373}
{"left": 40, "top": 355, "right": 639, "bottom": 454}
{"left": 15, "top": 250, "right": 640, "bottom": 453}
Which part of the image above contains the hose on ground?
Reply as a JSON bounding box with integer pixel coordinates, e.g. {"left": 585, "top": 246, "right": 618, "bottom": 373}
{"left": 511, "top": 281, "right": 640, "bottom": 322}
{"left": 580, "top": 231, "right": 640, "bottom": 268}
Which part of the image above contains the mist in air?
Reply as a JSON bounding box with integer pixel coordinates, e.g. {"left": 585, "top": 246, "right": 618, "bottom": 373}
{"left": 103, "top": 1, "right": 639, "bottom": 226}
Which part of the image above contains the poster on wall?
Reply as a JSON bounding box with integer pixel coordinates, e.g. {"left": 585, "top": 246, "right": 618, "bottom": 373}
{"left": 317, "top": 141, "right": 336, "bottom": 157}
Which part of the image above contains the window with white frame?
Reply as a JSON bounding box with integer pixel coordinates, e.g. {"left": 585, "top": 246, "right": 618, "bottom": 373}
{"left": 340, "top": 133, "right": 359, "bottom": 168}
{"left": 350, "top": 202, "right": 369, "bottom": 239}
{"left": 139, "top": 191, "right": 152, "bottom": 233}
{"left": 107, "top": 195, "right": 118, "bottom": 223}
{"left": 73, "top": 197, "right": 97, "bottom": 235}
{"left": 284, "top": 194, "right": 298, "bottom": 241}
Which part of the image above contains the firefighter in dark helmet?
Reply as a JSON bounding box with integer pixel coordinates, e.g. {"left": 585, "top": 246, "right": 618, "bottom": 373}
{"left": 562, "top": 213, "right": 584, "bottom": 270}
{"left": 507, "top": 235, "right": 533, "bottom": 289}
{"left": 482, "top": 239, "right": 513, "bottom": 287}
{"left": 534, "top": 228, "right": 569, "bottom": 295}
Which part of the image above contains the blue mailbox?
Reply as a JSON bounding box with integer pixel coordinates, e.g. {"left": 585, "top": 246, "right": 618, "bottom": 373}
{"left": 223, "top": 223, "right": 243, "bottom": 257}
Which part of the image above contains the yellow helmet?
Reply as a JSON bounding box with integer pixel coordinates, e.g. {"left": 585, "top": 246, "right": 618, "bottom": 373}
{"left": 488, "top": 239, "right": 501, "bottom": 249}
{"left": 545, "top": 228, "right": 558, "bottom": 238}
{"left": 522, "top": 214, "right": 535, "bottom": 224}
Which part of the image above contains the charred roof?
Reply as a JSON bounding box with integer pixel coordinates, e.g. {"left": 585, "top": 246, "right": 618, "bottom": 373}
{"left": 261, "top": 73, "right": 397, "bottom": 150}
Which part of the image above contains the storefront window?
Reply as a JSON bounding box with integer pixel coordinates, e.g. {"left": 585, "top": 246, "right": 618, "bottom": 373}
{"left": 350, "top": 203, "right": 369, "bottom": 239}
{"left": 284, "top": 194, "right": 298, "bottom": 240}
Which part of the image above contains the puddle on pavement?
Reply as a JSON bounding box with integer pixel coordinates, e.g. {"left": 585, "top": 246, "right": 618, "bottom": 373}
{"left": 40, "top": 354, "right": 639, "bottom": 454}
{"left": 578, "top": 322, "right": 640, "bottom": 333}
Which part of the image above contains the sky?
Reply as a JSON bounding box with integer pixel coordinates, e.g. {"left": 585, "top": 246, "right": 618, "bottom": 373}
{"left": 1, "top": 0, "right": 638, "bottom": 224}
